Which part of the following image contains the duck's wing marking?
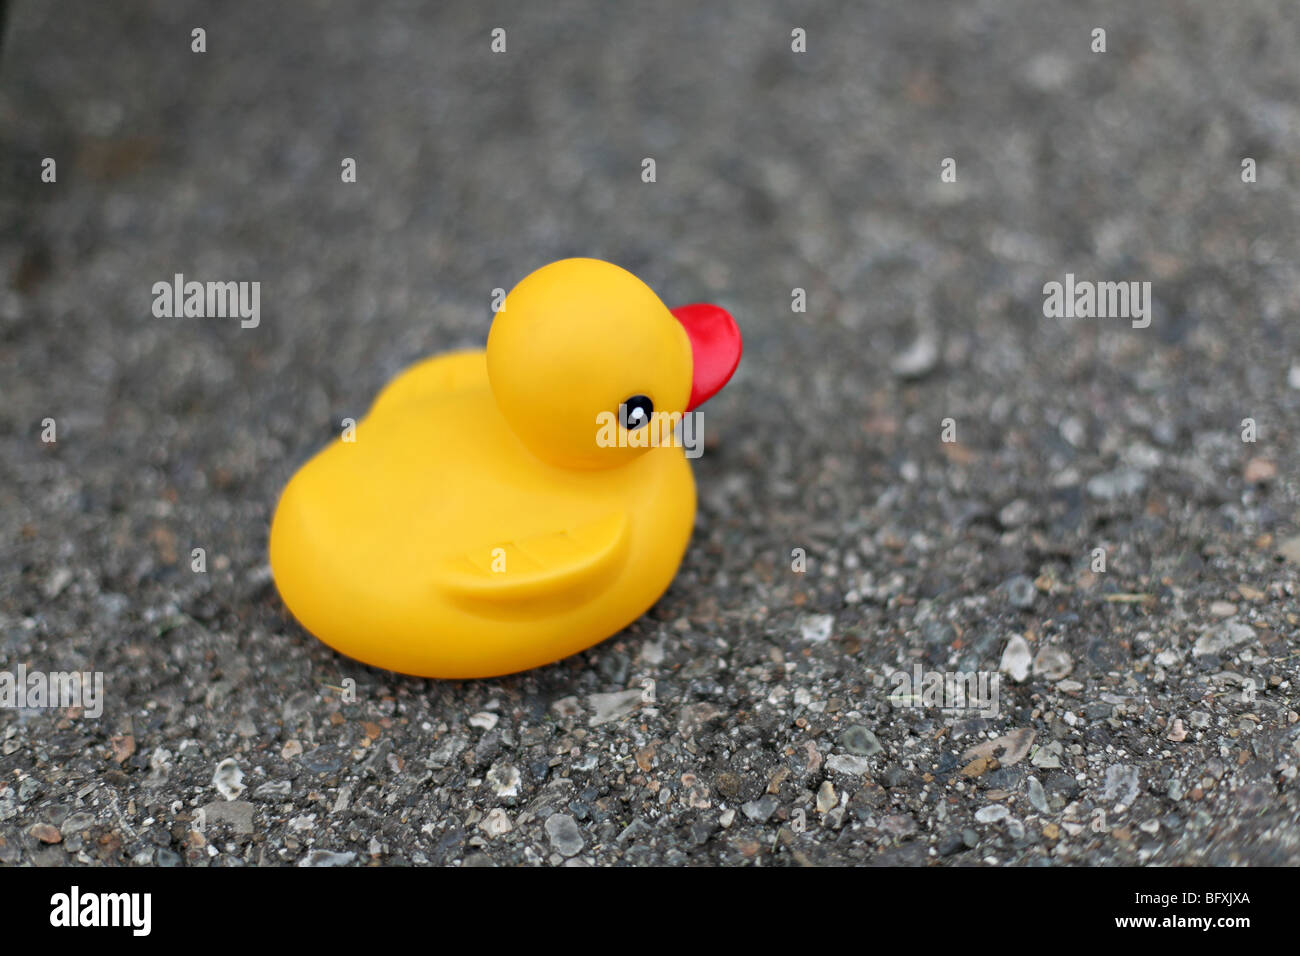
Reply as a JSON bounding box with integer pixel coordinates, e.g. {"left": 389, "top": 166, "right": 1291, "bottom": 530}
{"left": 437, "top": 512, "right": 629, "bottom": 604}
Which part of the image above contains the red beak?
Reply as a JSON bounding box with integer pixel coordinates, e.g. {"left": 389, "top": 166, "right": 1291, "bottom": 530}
{"left": 671, "top": 303, "right": 742, "bottom": 411}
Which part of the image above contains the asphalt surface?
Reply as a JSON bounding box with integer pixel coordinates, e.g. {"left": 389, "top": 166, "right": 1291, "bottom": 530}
{"left": 3, "top": 1, "right": 1300, "bottom": 866}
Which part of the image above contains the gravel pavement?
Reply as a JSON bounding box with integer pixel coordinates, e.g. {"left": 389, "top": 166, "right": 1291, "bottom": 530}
{"left": 3, "top": 1, "right": 1300, "bottom": 866}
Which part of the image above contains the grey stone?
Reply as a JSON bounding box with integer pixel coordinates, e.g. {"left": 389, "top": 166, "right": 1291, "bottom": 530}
{"left": 1003, "top": 574, "right": 1037, "bottom": 608}
{"left": 1000, "top": 635, "right": 1033, "bottom": 683}
{"left": 1102, "top": 765, "right": 1141, "bottom": 807}
{"left": 841, "top": 725, "right": 883, "bottom": 756}
{"left": 1086, "top": 469, "right": 1147, "bottom": 500}
{"left": 298, "top": 850, "right": 356, "bottom": 867}
{"left": 544, "top": 813, "right": 584, "bottom": 857}
{"left": 741, "top": 796, "right": 779, "bottom": 823}
{"left": 1027, "top": 776, "right": 1049, "bottom": 814}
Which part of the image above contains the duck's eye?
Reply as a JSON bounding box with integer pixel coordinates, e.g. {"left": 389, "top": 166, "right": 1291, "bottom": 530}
{"left": 619, "top": 395, "right": 654, "bottom": 431}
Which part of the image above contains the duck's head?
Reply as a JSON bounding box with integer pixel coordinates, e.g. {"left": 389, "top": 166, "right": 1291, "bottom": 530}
{"left": 487, "top": 258, "right": 742, "bottom": 468}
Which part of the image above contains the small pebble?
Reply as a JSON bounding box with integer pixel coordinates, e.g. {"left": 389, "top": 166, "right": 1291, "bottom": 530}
{"left": 816, "top": 781, "right": 837, "bottom": 813}
{"left": 1193, "top": 622, "right": 1254, "bottom": 657}
{"left": 486, "top": 762, "right": 520, "bottom": 798}
{"left": 891, "top": 331, "right": 939, "bottom": 379}
{"left": 29, "top": 824, "right": 62, "bottom": 844}
{"left": 212, "top": 758, "right": 245, "bottom": 800}
{"left": 741, "top": 796, "right": 779, "bottom": 823}
{"left": 1102, "top": 765, "right": 1140, "bottom": 806}
{"left": 1032, "top": 646, "right": 1073, "bottom": 680}
{"left": 1031, "top": 741, "right": 1063, "bottom": 769}
{"left": 998, "top": 502, "right": 1032, "bottom": 530}
{"left": 841, "top": 725, "right": 882, "bottom": 756}
{"left": 586, "top": 689, "right": 642, "bottom": 725}
{"left": 1000, "top": 635, "right": 1032, "bottom": 683}
{"left": 544, "top": 813, "right": 584, "bottom": 857}
{"left": 1243, "top": 458, "right": 1276, "bottom": 484}
{"left": 480, "top": 808, "right": 513, "bottom": 837}
{"left": 297, "top": 850, "right": 356, "bottom": 867}
{"left": 1278, "top": 536, "right": 1300, "bottom": 564}
{"left": 799, "top": 613, "right": 835, "bottom": 643}
{"left": 826, "top": 754, "right": 871, "bottom": 776}
{"left": 1003, "top": 574, "right": 1036, "bottom": 608}
{"left": 1027, "top": 776, "right": 1049, "bottom": 814}
{"left": 1086, "top": 468, "right": 1147, "bottom": 500}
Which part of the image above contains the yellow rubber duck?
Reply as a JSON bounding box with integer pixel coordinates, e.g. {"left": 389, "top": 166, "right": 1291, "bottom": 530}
{"left": 269, "top": 258, "right": 742, "bottom": 678}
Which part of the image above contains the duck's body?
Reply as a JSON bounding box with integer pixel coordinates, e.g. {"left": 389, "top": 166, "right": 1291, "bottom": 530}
{"left": 269, "top": 258, "right": 741, "bottom": 678}
{"left": 270, "top": 350, "right": 696, "bottom": 678}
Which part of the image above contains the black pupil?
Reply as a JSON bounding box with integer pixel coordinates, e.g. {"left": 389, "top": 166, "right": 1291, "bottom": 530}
{"left": 620, "top": 395, "right": 653, "bottom": 431}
